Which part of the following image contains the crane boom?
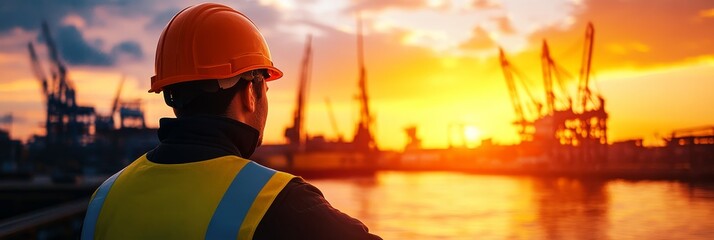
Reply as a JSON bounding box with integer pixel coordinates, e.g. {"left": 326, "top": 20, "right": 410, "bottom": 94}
{"left": 541, "top": 41, "right": 555, "bottom": 115}
{"left": 42, "top": 21, "right": 66, "bottom": 79}
{"left": 499, "top": 47, "right": 543, "bottom": 141}
{"left": 110, "top": 75, "right": 125, "bottom": 117}
{"left": 578, "top": 22, "right": 595, "bottom": 112}
{"left": 499, "top": 48, "right": 524, "bottom": 124}
{"left": 357, "top": 15, "right": 372, "bottom": 130}
{"left": 28, "top": 42, "right": 48, "bottom": 97}
{"left": 41, "top": 21, "right": 68, "bottom": 96}
{"left": 541, "top": 40, "right": 573, "bottom": 113}
{"left": 285, "top": 35, "right": 312, "bottom": 147}
{"left": 352, "top": 14, "right": 377, "bottom": 151}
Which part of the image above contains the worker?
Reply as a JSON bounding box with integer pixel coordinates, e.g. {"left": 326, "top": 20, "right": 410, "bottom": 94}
{"left": 80, "top": 3, "right": 381, "bottom": 239}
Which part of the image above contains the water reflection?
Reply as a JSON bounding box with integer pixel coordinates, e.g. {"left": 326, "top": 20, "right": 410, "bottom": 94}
{"left": 607, "top": 181, "right": 714, "bottom": 239}
{"left": 531, "top": 178, "right": 609, "bottom": 240}
{"left": 310, "top": 173, "right": 714, "bottom": 240}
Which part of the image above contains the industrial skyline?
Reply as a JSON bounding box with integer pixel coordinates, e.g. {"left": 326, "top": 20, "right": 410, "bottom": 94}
{"left": 0, "top": 0, "right": 713, "bottom": 150}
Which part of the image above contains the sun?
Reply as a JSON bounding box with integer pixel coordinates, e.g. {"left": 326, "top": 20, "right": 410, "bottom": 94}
{"left": 464, "top": 125, "right": 482, "bottom": 144}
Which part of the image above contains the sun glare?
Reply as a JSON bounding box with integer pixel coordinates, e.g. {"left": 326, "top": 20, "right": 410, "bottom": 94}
{"left": 464, "top": 125, "right": 482, "bottom": 144}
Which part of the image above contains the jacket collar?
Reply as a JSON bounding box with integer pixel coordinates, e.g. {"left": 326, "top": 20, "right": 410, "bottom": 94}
{"left": 157, "top": 115, "right": 260, "bottom": 158}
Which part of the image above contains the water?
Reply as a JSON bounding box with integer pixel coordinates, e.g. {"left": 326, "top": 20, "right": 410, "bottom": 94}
{"left": 310, "top": 172, "right": 714, "bottom": 240}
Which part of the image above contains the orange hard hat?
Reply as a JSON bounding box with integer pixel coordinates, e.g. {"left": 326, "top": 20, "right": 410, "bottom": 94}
{"left": 149, "top": 3, "right": 283, "bottom": 93}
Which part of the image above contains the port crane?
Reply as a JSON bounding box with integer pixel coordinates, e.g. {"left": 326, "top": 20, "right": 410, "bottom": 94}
{"left": 541, "top": 40, "right": 573, "bottom": 115}
{"left": 285, "top": 35, "right": 312, "bottom": 150}
{"left": 540, "top": 22, "right": 608, "bottom": 162}
{"left": 28, "top": 22, "right": 95, "bottom": 147}
{"left": 93, "top": 75, "right": 147, "bottom": 131}
{"left": 499, "top": 48, "right": 542, "bottom": 142}
{"left": 576, "top": 23, "right": 608, "bottom": 145}
{"left": 567, "top": 23, "right": 608, "bottom": 161}
{"left": 118, "top": 99, "right": 146, "bottom": 129}
{"left": 27, "top": 21, "right": 152, "bottom": 175}
{"left": 352, "top": 16, "right": 378, "bottom": 151}
{"left": 282, "top": 23, "right": 378, "bottom": 153}
{"left": 500, "top": 22, "right": 608, "bottom": 163}
{"left": 538, "top": 40, "right": 576, "bottom": 146}
{"left": 95, "top": 76, "right": 125, "bottom": 132}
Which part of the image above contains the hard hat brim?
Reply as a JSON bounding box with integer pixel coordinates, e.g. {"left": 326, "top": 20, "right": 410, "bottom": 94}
{"left": 149, "top": 65, "right": 282, "bottom": 93}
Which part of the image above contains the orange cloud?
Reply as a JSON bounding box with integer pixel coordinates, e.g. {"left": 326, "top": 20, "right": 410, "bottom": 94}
{"left": 493, "top": 16, "right": 515, "bottom": 35}
{"left": 344, "top": 0, "right": 427, "bottom": 13}
{"left": 472, "top": 0, "right": 500, "bottom": 9}
{"left": 699, "top": 8, "right": 714, "bottom": 18}
{"left": 459, "top": 26, "right": 496, "bottom": 50}
{"left": 606, "top": 42, "right": 650, "bottom": 55}
{"left": 529, "top": 0, "right": 714, "bottom": 71}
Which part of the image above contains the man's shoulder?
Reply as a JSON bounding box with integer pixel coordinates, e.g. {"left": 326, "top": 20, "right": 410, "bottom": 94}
{"left": 254, "top": 177, "right": 382, "bottom": 239}
{"left": 277, "top": 177, "right": 330, "bottom": 212}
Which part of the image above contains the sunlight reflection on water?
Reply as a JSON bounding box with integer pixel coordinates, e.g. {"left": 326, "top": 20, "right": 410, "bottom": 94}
{"left": 310, "top": 172, "right": 714, "bottom": 240}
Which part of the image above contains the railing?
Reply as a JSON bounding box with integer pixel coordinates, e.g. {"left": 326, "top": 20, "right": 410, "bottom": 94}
{"left": 0, "top": 198, "right": 88, "bottom": 239}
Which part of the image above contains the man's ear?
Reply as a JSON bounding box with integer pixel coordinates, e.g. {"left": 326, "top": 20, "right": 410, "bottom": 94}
{"left": 241, "top": 82, "right": 256, "bottom": 113}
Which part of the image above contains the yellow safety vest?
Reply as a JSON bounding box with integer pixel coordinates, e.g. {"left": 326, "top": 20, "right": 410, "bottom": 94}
{"left": 81, "top": 154, "right": 295, "bottom": 240}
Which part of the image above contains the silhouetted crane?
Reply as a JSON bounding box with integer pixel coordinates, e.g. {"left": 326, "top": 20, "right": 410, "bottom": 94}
{"left": 27, "top": 21, "right": 95, "bottom": 146}
{"left": 541, "top": 40, "right": 573, "bottom": 115}
{"left": 499, "top": 48, "right": 542, "bottom": 142}
{"left": 27, "top": 43, "right": 48, "bottom": 101}
{"left": 534, "top": 22, "right": 608, "bottom": 163}
{"left": 575, "top": 23, "right": 607, "bottom": 147}
{"left": 96, "top": 76, "right": 125, "bottom": 132}
{"left": 118, "top": 98, "right": 146, "bottom": 129}
{"left": 285, "top": 35, "right": 312, "bottom": 150}
{"left": 352, "top": 15, "right": 378, "bottom": 151}
{"left": 111, "top": 76, "right": 125, "bottom": 120}
{"left": 578, "top": 22, "right": 600, "bottom": 113}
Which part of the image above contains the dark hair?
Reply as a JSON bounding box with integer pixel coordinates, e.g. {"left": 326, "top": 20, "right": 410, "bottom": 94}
{"left": 164, "top": 70, "right": 267, "bottom": 117}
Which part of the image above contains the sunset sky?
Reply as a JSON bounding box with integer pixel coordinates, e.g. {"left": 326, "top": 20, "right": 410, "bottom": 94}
{"left": 0, "top": 0, "right": 713, "bottom": 150}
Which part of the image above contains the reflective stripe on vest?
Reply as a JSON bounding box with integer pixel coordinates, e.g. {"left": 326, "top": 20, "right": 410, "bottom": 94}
{"left": 81, "top": 169, "right": 125, "bottom": 240}
{"left": 81, "top": 160, "right": 292, "bottom": 240}
{"left": 205, "top": 161, "right": 275, "bottom": 240}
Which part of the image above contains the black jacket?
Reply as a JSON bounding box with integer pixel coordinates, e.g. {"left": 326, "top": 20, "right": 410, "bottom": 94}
{"left": 146, "top": 116, "right": 382, "bottom": 240}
